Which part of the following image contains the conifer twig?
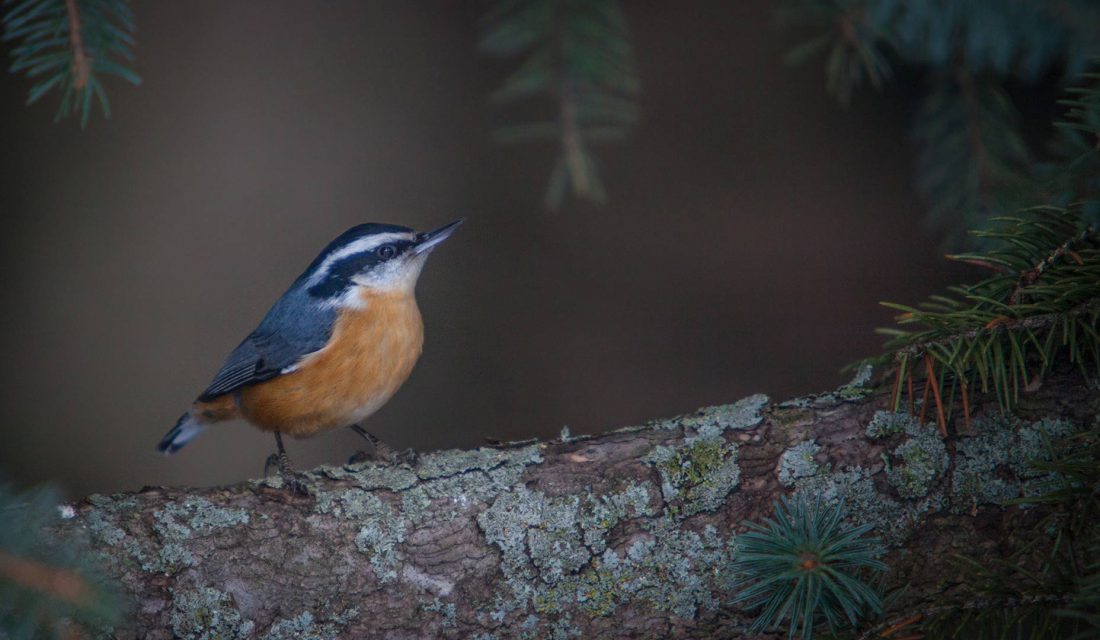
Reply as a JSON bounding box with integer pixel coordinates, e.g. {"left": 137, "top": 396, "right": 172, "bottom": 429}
{"left": 64, "top": 0, "right": 88, "bottom": 90}
{"left": 892, "top": 299, "right": 1100, "bottom": 360}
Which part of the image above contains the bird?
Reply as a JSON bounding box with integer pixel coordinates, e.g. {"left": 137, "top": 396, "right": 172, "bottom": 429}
{"left": 156, "top": 220, "right": 463, "bottom": 484}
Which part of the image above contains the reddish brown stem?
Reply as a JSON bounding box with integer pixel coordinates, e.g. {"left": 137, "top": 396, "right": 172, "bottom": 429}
{"left": 925, "top": 356, "right": 948, "bottom": 436}
{"left": 878, "top": 612, "right": 924, "bottom": 637}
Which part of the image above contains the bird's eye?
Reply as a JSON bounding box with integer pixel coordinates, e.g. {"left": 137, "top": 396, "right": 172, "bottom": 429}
{"left": 377, "top": 244, "right": 397, "bottom": 260}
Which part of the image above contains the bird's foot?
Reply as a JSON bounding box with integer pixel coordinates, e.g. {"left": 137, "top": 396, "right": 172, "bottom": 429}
{"left": 346, "top": 444, "right": 419, "bottom": 467}
{"left": 347, "top": 450, "right": 371, "bottom": 465}
{"left": 263, "top": 453, "right": 311, "bottom": 496}
{"left": 390, "top": 447, "right": 420, "bottom": 467}
{"left": 348, "top": 424, "right": 418, "bottom": 467}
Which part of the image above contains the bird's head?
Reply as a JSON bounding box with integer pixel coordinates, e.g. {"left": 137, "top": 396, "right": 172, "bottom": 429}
{"left": 301, "top": 219, "right": 463, "bottom": 305}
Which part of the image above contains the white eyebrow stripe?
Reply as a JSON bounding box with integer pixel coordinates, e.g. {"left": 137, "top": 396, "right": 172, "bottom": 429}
{"left": 307, "top": 232, "right": 415, "bottom": 284}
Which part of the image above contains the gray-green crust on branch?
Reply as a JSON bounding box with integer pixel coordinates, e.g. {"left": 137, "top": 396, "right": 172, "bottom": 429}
{"left": 61, "top": 368, "right": 1098, "bottom": 639}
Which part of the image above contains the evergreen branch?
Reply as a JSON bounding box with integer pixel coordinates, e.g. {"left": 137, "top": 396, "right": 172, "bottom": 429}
{"left": 864, "top": 206, "right": 1100, "bottom": 416}
{"left": 0, "top": 483, "right": 122, "bottom": 639}
{"left": 857, "top": 594, "right": 1077, "bottom": 640}
{"left": 480, "top": 0, "right": 639, "bottom": 210}
{"left": 2, "top": 0, "right": 140, "bottom": 126}
{"left": 0, "top": 550, "right": 94, "bottom": 609}
{"left": 890, "top": 299, "right": 1100, "bottom": 361}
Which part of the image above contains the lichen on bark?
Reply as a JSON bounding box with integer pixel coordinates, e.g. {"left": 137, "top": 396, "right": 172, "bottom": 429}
{"left": 57, "top": 368, "right": 1098, "bottom": 639}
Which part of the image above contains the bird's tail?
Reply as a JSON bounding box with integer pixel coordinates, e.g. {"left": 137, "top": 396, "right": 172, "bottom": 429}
{"left": 156, "top": 412, "right": 206, "bottom": 455}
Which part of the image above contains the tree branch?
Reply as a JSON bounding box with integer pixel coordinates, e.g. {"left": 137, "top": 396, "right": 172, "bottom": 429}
{"left": 60, "top": 368, "right": 1098, "bottom": 639}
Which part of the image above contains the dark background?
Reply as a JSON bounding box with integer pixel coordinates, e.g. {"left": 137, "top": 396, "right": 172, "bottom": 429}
{"left": 0, "top": 2, "right": 969, "bottom": 498}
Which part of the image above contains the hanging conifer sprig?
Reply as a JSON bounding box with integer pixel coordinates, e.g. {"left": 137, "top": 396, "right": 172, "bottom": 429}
{"left": 867, "top": 206, "right": 1100, "bottom": 431}
{"left": 479, "top": 0, "right": 640, "bottom": 210}
{"left": 2, "top": 0, "right": 140, "bottom": 126}
{"left": 778, "top": 1, "right": 892, "bottom": 105}
{"left": 1043, "top": 71, "right": 1100, "bottom": 221}
{"left": 781, "top": 0, "right": 1100, "bottom": 244}
{"left": 913, "top": 74, "right": 1033, "bottom": 239}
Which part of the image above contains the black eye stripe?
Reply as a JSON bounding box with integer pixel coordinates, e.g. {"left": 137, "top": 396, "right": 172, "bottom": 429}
{"left": 306, "top": 239, "right": 414, "bottom": 298}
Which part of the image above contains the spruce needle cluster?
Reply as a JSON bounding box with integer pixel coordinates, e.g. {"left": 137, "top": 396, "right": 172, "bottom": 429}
{"left": 731, "top": 496, "right": 886, "bottom": 640}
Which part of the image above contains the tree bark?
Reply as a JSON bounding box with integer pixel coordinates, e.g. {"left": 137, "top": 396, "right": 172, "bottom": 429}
{"left": 62, "top": 368, "right": 1099, "bottom": 639}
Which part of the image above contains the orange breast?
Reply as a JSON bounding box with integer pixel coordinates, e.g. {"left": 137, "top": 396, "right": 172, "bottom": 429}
{"left": 237, "top": 289, "right": 424, "bottom": 436}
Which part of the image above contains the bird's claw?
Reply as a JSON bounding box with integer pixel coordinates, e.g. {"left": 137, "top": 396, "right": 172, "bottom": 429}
{"left": 280, "top": 472, "right": 312, "bottom": 496}
{"left": 263, "top": 453, "right": 311, "bottom": 495}
{"left": 345, "top": 445, "right": 418, "bottom": 467}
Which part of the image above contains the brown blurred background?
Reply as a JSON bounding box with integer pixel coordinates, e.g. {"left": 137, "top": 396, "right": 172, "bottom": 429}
{"left": 0, "top": 2, "right": 971, "bottom": 498}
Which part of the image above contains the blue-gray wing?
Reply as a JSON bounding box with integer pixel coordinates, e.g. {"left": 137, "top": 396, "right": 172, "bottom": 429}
{"left": 197, "top": 288, "right": 337, "bottom": 401}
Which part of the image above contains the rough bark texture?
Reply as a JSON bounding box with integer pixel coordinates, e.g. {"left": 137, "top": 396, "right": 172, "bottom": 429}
{"left": 62, "top": 369, "right": 1099, "bottom": 639}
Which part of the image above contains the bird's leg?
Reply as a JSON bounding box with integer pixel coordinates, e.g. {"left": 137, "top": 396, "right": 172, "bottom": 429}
{"left": 348, "top": 424, "right": 418, "bottom": 466}
{"left": 270, "top": 431, "right": 309, "bottom": 494}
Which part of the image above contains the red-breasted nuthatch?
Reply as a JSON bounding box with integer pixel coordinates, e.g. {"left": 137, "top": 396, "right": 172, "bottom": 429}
{"left": 156, "top": 220, "right": 463, "bottom": 479}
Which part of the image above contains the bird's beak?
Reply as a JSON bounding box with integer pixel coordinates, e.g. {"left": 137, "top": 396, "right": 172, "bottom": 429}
{"left": 414, "top": 218, "right": 464, "bottom": 254}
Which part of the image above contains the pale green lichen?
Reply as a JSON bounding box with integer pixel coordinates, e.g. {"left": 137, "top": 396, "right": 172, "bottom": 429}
{"left": 866, "top": 411, "right": 922, "bottom": 439}
{"left": 422, "top": 599, "right": 457, "bottom": 629}
{"left": 577, "top": 484, "right": 656, "bottom": 554}
{"left": 262, "top": 608, "right": 359, "bottom": 640}
{"left": 778, "top": 440, "right": 821, "bottom": 487}
{"left": 84, "top": 508, "right": 126, "bottom": 546}
{"left": 837, "top": 364, "right": 875, "bottom": 400}
{"left": 156, "top": 496, "right": 250, "bottom": 536}
{"left": 151, "top": 542, "right": 196, "bottom": 574}
{"left": 350, "top": 496, "right": 406, "bottom": 583}
{"left": 309, "top": 444, "right": 548, "bottom": 584}
{"left": 416, "top": 445, "right": 545, "bottom": 481}
{"left": 477, "top": 476, "right": 737, "bottom": 628}
{"left": 314, "top": 462, "right": 419, "bottom": 491}
{"left": 644, "top": 437, "right": 740, "bottom": 516}
{"left": 169, "top": 586, "right": 254, "bottom": 640}
{"left": 477, "top": 481, "right": 726, "bottom": 629}
{"left": 886, "top": 425, "right": 949, "bottom": 499}
{"left": 791, "top": 466, "right": 942, "bottom": 547}
{"left": 951, "top": 417, "right": 1073, "bottom": 510}
{"left": 81, "top": 494, "right": 210, "bottom": 575}
{"left": 143, "top": 496, "right": 250, "bottom": 575}
{"left": 538, "top": 523, "right": 737, "bottom": 621}
{"left": 680, "top": 393, "right": 769, "bottom": 438}
{"left": 310, "top": 486, "right": 409, "bottom": 583}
